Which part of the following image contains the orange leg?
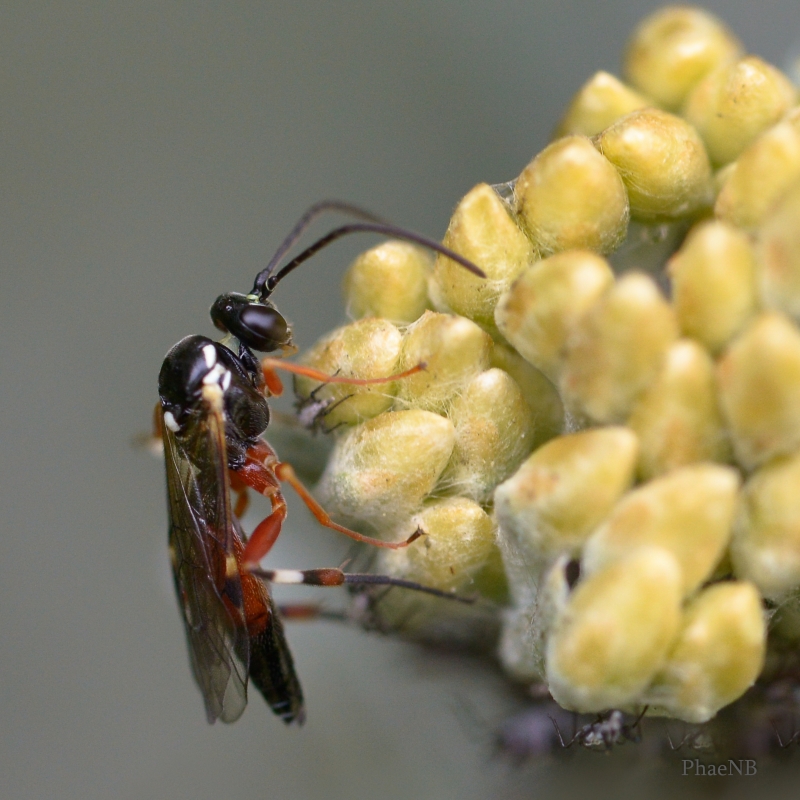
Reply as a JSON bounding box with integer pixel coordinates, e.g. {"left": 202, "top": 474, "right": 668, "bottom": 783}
{"left": 233, "top": 489, "right": 249, "bottom": 519}
{"left": 236, "top": 440, "right": 282, "bottom": 496}
{"left": 274, "top": 461, "right": 421, "bottom": 551}
{"left": 261, "top": 357, "right": 425, "bottom": 390}
{"left": 277, "top": 603, "right": 325, "bottom": 621}
{"left": 229, "top": 470, "right": 251, "bottom": 518}
{"left": 240, "top": 501, "right": 287, "bottom": 568}
{"left": 262, "top": 366, "right": 284, "bottom": 397}
{"left": 234, "top": 440, "right": 421, "bottom": 567}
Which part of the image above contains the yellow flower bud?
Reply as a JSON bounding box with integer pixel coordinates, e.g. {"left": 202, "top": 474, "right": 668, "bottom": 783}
{"left": 554, "top": 71, "right": 650, "bottom": 138}
{"left": 317, "top": 409, "right": 455, "bottom": 529}
{"left": 343, "top": 240, "right": 432, "bottom": 323}
{"left": 546, "top": 547, "right": 683, "bottom": 712}
{"left": 373, "top": 498, "right": 503, "bottom": 640}
{"left": 379, "top": 497, "right": 498, "bottom": 592}
{"left": 683, "top": 56, "right": 797, "bottom": 167}
{"left": 644, "top": 582, "right": 766, "bottom": 723}
{"left": 716, "top": 312, "right": 800, "bottom": 468}
{"left": 294, "top": 318, "right": 403, "bottom": 429}
{"left": 623, "top": 6, "right": 742, "bottom": 110}
{"left": 786, "top": 104, "right": 800, "bottom": 132}
{"left": 715, "top": 121, "right": 800, "bottom": 230}
{"left": 594, "top": 109, "right": 712, "bottom": 221}
{"left": 494, "top": 427, "right": 638, "bottom": 565}
{"left": 731, "top": 450, "right": 800, "bottom": 600}
{"left": 583, "top": 464, "right": 740, "bottom": 597}
{"left": 494, "top": 250, "right": 614, "bottom": 382}
{"left": 713, "top": 161, "right": 736, "bottom": 196}
{"left": 396, "top": 311, "right": 493, "bottom": 414}
{"left": 627, "top": 340, "right": 732, "bottom": 479}
{"left": 668, "top": 220, "right": 758, "bottom": 354}
{"left": 560, "top": 273, "right": 678, "bottom": 423}
{"left": 431, "top": 183, "right": 536, "bottom": 338}
{"left": 514, "top": 136, "right": 629, "bottom": 255}
{"left": 471, "top": 541, "right": 509, "bottom": 604}
{"left": 443, "top": 369, "right": 537, "bottom": 503}
{"left": 489, "top": 342, "right": 564, "bottom": 448}
{"left": 756, "top": 180, "right": 800, "bottom": 320}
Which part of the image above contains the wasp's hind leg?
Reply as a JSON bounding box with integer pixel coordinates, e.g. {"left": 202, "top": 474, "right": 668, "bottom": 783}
{"left": 234, "top": 439, "right": 422, "bottom": 566}
{"left": 252, "top": 567, "right": 473, "bottom": 603}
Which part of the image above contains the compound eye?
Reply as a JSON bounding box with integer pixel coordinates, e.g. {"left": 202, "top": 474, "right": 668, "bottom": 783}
{"left": 239, "top": 304, "right": 290, "bottom": 351}
{"left": 210, "top": 293, "right": 291, "bottom": 352}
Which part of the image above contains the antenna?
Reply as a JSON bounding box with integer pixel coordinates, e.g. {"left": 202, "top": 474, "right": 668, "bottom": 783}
{"left": 254, "top": 221, "right": 486, "bottom": 299}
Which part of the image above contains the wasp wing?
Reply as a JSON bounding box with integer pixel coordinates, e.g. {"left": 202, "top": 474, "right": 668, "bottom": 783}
{"left": 162, "top": 399, "right": 250, "bottom": 724}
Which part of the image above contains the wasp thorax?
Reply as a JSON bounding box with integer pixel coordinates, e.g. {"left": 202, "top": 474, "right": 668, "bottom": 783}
{"left": 210, "top": 292, "right": 292, "bottom": 352}
{"left": 159, "top": 334, "right": 270, "bottom": 466}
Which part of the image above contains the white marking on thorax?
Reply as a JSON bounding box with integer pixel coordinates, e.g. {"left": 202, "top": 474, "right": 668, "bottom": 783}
{"left": 202, "top": 344, "right": 217, "bottom": 369}
{"left": 163, "top": 411, "right": 180, "bottom": 432}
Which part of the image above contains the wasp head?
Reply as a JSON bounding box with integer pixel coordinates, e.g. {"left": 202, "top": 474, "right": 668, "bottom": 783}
{"left": 210, "top": 293, "right": 293, "bottom": 353}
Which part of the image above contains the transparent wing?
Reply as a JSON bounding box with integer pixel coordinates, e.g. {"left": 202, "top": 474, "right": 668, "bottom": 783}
{"left": 163, "top": 404, "right": 250, "bottom": 724}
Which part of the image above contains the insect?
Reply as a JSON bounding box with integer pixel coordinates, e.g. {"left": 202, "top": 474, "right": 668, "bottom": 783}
{"left": 548, "top": 708, "right": 646, "bottom": 752}
{"left": 158, "top": 200, "right": 486, "bottom": 725}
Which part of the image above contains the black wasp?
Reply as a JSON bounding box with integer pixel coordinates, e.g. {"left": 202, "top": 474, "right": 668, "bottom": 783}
{"left": 157, "top": 201, "right": 486, "bottom": 724}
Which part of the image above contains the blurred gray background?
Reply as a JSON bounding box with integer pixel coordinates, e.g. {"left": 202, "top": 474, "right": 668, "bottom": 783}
{"left": 3, "top": 2, "right": 800, "bottom": 799}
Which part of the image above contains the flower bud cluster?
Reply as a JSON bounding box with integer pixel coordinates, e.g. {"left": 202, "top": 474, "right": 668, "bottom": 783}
{"left": 293, "top": 5, "right": 800, "bottom": 732}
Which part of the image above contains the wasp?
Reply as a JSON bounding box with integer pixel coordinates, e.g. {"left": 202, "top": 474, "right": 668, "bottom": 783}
{"left": 157, "top": 201, "right": 486, "bottom": 725}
